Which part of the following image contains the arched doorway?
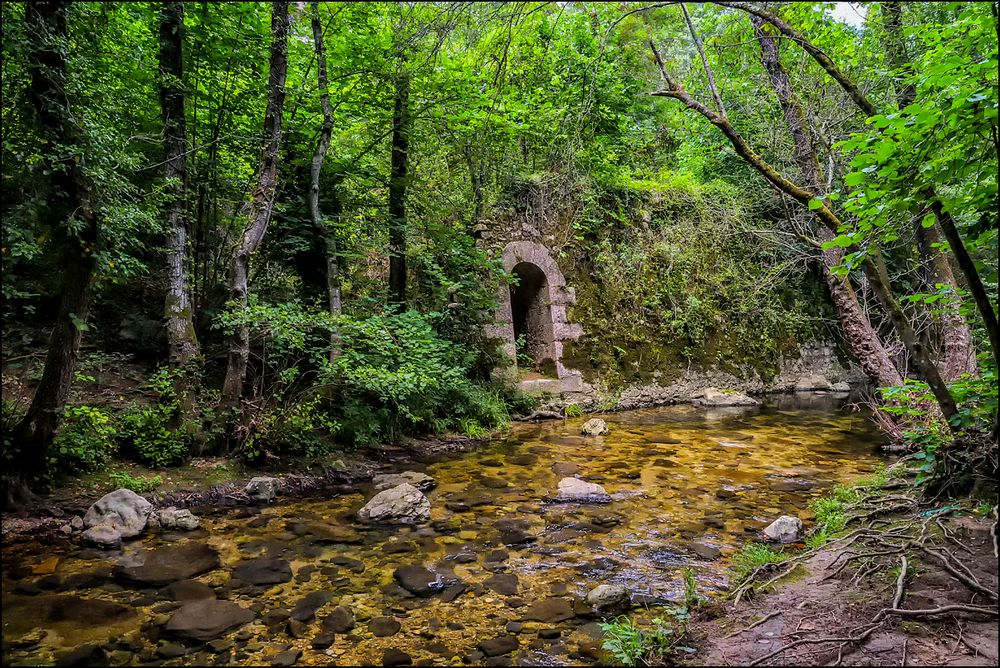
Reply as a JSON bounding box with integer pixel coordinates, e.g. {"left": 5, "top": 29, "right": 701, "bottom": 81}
{"left": 510, "top": 262, "right": 554, "bottom": 372}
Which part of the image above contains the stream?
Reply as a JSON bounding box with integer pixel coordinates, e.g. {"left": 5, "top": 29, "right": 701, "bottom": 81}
{"left": 2, "top": 394, "right": 887, "bottom": 666}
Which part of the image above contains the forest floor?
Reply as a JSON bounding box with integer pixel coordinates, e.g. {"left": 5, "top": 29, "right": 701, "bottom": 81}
{"left": 684, "top": 505, "right": 999, "bottom": 666}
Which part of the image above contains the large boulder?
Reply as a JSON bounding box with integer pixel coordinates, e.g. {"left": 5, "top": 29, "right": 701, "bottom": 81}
{"left": 372, "top": 471, "right": 436, "bottom": 492}
{"left": 358, "top": 483, "right": 431, "bottom": 524}
{"left": 693, "top": 388, "right": 758, "bottom": 407}
{"left": 245, "top": 477, "right": 282, "bottom": 502}
{"left": 81, "top": 524, "right": 122, "bottom": 550}
{"left": 555, "top": 477, "right": 611, "bottom": 504}
{"left": 117, "top": 542, "right": 221, "bottom": 587}
{"left": 763, "top": 515, "right": 803, "bottom": 544}
{"left": 585, "top": 584, "right": 631, "bottom": 612}
{"left": 82, "top": 488, "right": 152, "bottom": 538}
{"left": 165, "top": 599, "right": 254, "bottom": 641}
{"left": 581, "top": 418, "right": 608, "bottom": 436}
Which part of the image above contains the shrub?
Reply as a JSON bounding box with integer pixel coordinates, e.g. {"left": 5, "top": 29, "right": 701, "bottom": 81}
{"left": 730, "top": 543, "right": 787, "bottom": 582}
{"left": 109, "top": 470, "right": 162, "bottom": 493}
{"left": 599, "top": 616, "right": 677, "bottom": 666}
{"left": 564, "top": 403, "right": 584, "bottom": 418}
{"left": 118, "top": 405, "right": 188, "bottom": 468}
{"left": 49, "top": 404, "right": 116, "bottom": 476}
{"left": 240, "top": 396, "right": 340, "bottom": 463}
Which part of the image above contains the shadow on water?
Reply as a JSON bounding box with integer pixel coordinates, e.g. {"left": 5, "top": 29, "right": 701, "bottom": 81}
{"left": 2, "top": 393, "right": 888, "bottom": 666}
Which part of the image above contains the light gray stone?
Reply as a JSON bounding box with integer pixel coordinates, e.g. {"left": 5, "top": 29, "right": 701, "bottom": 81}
{"left": 83, "top": 489, "right": 152, "bottom": 538}
{"left": 358, "top": 483, "right": 431, "bottom": 524}
{"left": 693, "top": 388, "right": 758, "bottom": 407}
{"left": 372, "top": 471, "right": 436, "bottom": 492}
{"left": 245, "top": 477, "right": 282, "bottom": 502}
{"left": 156, "top": 507, "right": 201, "bottom": 530}
{"left": 763, "top": 515, "right": 803, "bottom": 544}
{"left": 580, "top": 418, "right": 608, "bottom": 436}
{"left": 831, "top": 381, "right": 851, "bottom": 393}
{"left": 794, "top": 374, "right": 832, "bottom": 392}
{"left": 81, "top": 524, "right": 122, "bottom": 549}
{"left": 555, "top": 477, "right": 611, "bottom": 504}
{"left": 585, "top": 584, "right": 630, "bottom": 611}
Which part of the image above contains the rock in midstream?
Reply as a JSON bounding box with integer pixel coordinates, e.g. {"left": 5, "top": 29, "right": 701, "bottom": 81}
{"left": 357, "top": 483, "right": 431, "bottom": 524}
{"left": 165, "top": 599, "right": 255, "bottom": 641}
{"left": 82, "top": 488, "right": 152, "bottom": 538}
{"left": 581, "top": 418, "right": 609, "bottom": 436}
{"left": 554, "top": 477, "right": 611, "bottom": 503}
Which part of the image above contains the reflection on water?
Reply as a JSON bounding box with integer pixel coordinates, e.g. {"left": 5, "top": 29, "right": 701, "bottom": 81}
{"left": 2, "top": 396, "right": 887, "bottom": 666}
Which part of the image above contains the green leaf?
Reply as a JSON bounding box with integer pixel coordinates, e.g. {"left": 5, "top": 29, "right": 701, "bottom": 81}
{"left": 807, "top": 198, "right": 823, "bottom": 210}
{"left": 921, "top": 213, "right": 937, "bottom": 228}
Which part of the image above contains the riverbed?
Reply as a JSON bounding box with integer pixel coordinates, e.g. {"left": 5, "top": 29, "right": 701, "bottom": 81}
{"left": 1, "top": 394, "right": 887, "bottom": 666}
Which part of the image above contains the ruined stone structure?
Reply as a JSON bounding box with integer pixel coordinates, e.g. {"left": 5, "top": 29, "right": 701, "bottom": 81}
{"left": 485, "top": 240, "right": 588, "bottom": 398}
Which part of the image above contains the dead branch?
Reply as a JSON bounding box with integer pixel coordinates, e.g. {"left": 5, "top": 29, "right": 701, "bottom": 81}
{"left": 747, "top": 622, "right": 883, "bottom": 666}
{"left": 875, "top": 604, "right": 998, "bottom": 620}
{"left": 920, "top": 545, "right": 998, "bottom": 601}
{"left": 892, "top": 555, "right": 908, "bottom": 610}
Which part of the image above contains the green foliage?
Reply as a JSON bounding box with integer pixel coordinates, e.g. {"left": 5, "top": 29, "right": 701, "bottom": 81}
{"left": 240, "top": 396, "right": 340, "bottom": 464}
{"left": 564, "top": 403, "right": 584, "bottom": 418}
{"left": 118, "top": 405, "right": 188, "bottom": 468}
{"left": 730, "top": 543, "right": 787, "bottom": 582}
{"left": 599, "top": 616, "right": 676, "bottom": 667}
{"left": 108, "top": 470, "right": 162, "bottom": 494}
{"left": 50, "top": 405, "right": 116, "bottom": 477}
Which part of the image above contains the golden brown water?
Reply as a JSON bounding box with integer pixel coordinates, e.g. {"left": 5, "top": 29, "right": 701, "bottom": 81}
{"left": 2, "top": 396, "right": 887, "bottom": 666}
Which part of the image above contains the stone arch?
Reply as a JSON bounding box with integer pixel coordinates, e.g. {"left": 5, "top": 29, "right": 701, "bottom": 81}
{"left": 490, "top": 241, "right": 584, "bottom": 391}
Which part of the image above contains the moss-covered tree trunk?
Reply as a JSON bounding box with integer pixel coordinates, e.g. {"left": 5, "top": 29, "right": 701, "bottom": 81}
{"left": 220, "top": 1, "right": 290, "bottom": 409}
{"left": 751, "top": 16, "right": 902, "bottom": 388}
{"left": 9, "top": 1, "right": 100, "bottom": 500}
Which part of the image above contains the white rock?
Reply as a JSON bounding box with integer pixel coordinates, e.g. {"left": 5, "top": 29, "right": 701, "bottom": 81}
{"left": 763, "top": 515, "right": 803, "bottom": 544}
{"left": 82, "top": 488, "right": 152, "bottom": 538}
{"left": 372, "top": 471, "right": 436, "bottom": 492}
{"left": 693, "top": 388, "right": 758, "bottom": 407}
{"left": 245, "top": 477, "right": 282, "bottom": 502}
{"left": 555, "top": 477, "right": 611, "bottom": 503}
{"left": 831, "top": 381, "right": 851, "bottom": 393}
{"left": 794, "top": 374, "right": 833, "bottom": 392}
{"left": 156, "top": 507, "right": 201, "bottom": 530}
{"left": 581, "top": 418, "right": 608, "bottom": 436}
{"left": 81, "top": 523, "right": 122, "bottom": 549}
{"left": 586, "top": 584, "right": 631, "bottom": 611}
{"left": 358, "top": 483, "right": 431, "bottom": 524}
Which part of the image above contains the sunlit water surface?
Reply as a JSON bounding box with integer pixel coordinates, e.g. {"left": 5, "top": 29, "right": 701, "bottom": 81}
{"left": 2, "top": 394, "right": 887, "bottom": 666}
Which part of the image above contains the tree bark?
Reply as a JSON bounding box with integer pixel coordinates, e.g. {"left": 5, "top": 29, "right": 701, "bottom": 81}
{"left": 309, "top": 1, "right": 342, "bottom": 361}
{"left": 881, "top": 1, "right": 977, "bottom": 381}
{"left": 752, "top": 16, "right": 902, "bottom": 388}
{"left": 388, "top": 70, "right": 410, "bottom": 308}
{"left": 11, "top": 1, "right": 100, "bottom": 486}
{"left": 159, "top": 1, "right": 200, "bottom": 369}
{"left": 220, "top": 0, "right": 290, "bottom": 407}
{"left": 648, "top": 40, "right": 959, "bottom": 422}
{"left": 720, "top": 0, "right": 998, "bottom": 381}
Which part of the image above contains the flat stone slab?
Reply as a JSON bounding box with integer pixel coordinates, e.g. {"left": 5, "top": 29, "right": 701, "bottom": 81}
{"left": 165, "top": 599, "right": 255, "bottom": 641}
{"left": 117, "top": 542, "right": 221, "bottom": 587}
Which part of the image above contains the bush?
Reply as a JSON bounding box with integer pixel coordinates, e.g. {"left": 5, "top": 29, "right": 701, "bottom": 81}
{"left": 118, "top": 405, "right": 188, "bottom": 468}
{"left": 49, "top": 404, "right": 116, "bottom": 476}
{"left": 109, "top": 470, "right": 162, "bottom": 493}
{"left": 730, "top": 543, "right": 787, "bottom": 582}
{"left": 240, "top": 396, "right": 340, "bottom": 463}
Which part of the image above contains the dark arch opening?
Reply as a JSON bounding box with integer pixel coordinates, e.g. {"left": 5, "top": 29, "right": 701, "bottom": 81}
{"left": 510, "top": 262, "right": 554, "bottom": 373}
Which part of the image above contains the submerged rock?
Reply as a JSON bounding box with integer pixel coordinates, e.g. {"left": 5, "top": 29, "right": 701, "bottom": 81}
{"left": 580, "top": 418, "right": 608, "bottom": 436}
{"left": 322, "top": 605, "right": 355, "bottom": 633}
{"left": 232, "top": 558, "right": 292, "bottom": 585}
{"left": 585, "top": 584, "right": 630, "bottom": 612}
{"left": 164, "top": 579, "right": 215, "bottom": 601}
{"left": 693, "top": 388, "right": 758, "bottom": 407}
{"left": 478, "top": 635, "right": 519, "bottom": 657}
{"left": 81, "top": 524, "right": 122, "bottom": 549}
{"left": 522, "top": 597, "right": 574, "bottom": 623}
{"left": 290, "top": 590, "right": 333, "bottom": 622}
{"left": 117, "top": 542, "right": 221, "bottom": 587}
{"left": 555, "top": 477, "right": 611, "bottom": 504}
{"left": 83, "top": 488, "right": 152, "bottom": 538}
{"left": 372, "top": 471, "right": 436, "bottom": 492}
{"left": 358, "top": 483, "right": 431, "bottom": 524}
{"left": 763, "top": 515, "right": 803, "bottom": 543}
{"left": 245, "top": 476, "right": 282, "bottom": 502}
{"left": 382, "top": 648, "right": 413, "bottom": 666}
{"left": 393, "top": 564, "right": 454, "bottom": 597}
{"left": 369, "top": 616, "right": 401, "bottom": 637}
{"left": 165, "top": 599, "right": 255, "bottom": 641}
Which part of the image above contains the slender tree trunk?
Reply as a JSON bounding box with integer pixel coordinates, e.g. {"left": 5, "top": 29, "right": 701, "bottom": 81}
{"left": 388, "top": 70, "right": 410, "bottom": 308}
{"left": 648, "top": 40, "right": 959, "bottom": 422}
{"left": 721, "top": 0, "right": 999, "bottom": 383}
{"left": 309, "top": 1, "right": 341, "bottom": 361}
{"left": 752, "top": 16, "right": 902, "bottom": 388}
{"left": 10, "top": 1, "right": 100, "bottom": 494}
{"left": 881, "top": 1, "right": 977, "bottom": 381}
{"left": 159, "top": 1, "right": 200, "bottom": 370}
{"left": 219, "top": 1, "right": 290, "bottom": 408}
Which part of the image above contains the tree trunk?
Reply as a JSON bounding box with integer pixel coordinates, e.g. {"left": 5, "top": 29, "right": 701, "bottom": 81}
{"left": 10, "top": 1, "right": 100, "bottom": 489}
{"left": 388, "top": 71, "right": 410, "bottom": 308}
{"left": 882, "top": 2, "right": 977, "bottom": 381}
{"left": 648, "top": 40, "right": 959, "bottom": 422}
{"left": 309, "top": 1, "right": 341, "bottom": 361}
{"left": 752, "top": 16, "right": 902, "bottom": 388}
{"left": 159, "top": 1, "right": 201, "bottom": 370}
{"left": 220, "top": 0, "right": 290, "bottom": 407}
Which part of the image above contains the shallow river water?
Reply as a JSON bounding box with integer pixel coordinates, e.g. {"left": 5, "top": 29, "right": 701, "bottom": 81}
{"left": 2, "top": 395, "right": 887, "bottom": 666}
